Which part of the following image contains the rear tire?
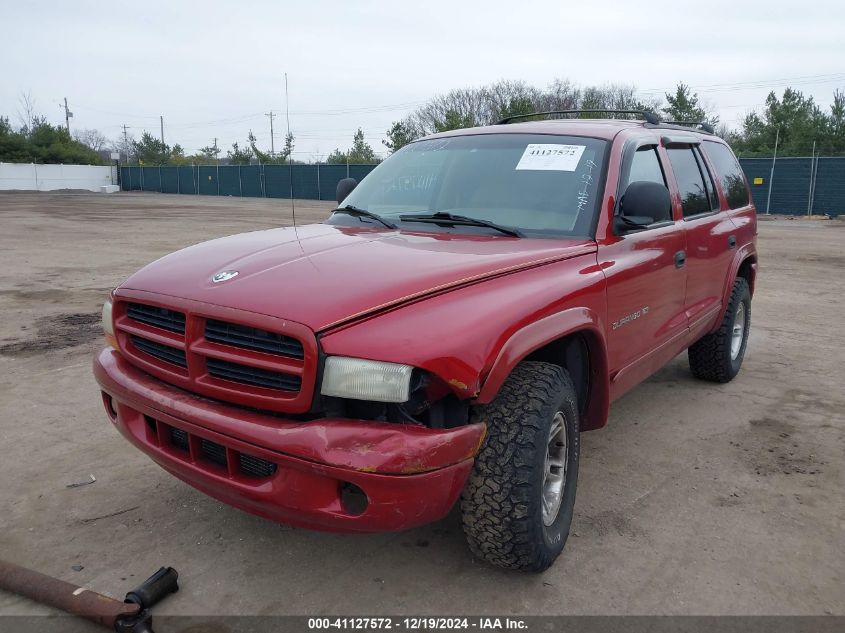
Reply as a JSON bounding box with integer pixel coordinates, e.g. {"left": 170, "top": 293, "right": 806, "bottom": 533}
{"left": 461, "top": 361, "right": 580, "bottom": 572}
{"left": 688, "top": 277, "right": 751, "bottom": 383}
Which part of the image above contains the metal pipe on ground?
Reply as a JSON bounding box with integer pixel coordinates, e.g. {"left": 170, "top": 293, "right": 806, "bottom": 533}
{"left": 0, "top": 559, "right": 178, "bottom": 632}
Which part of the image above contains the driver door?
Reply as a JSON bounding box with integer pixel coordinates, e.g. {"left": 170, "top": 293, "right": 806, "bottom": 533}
{"left": 598, "top": 142, "right": 689, "bottom": 399}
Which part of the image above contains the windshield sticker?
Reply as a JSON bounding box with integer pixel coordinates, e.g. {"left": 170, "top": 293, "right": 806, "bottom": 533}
{"left": 515, "top": 144, "right": 586, "bottom": 171}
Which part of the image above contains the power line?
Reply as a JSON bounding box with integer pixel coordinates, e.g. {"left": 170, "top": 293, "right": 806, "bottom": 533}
{"left": 638, "top": 72, "right": 845, "bottom": 95}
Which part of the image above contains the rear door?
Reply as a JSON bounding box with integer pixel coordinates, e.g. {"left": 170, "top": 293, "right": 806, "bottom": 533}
{"left": 702, "top": 140, "right": 757, "bottom": 253}
{"left": 663, "top": 139, "right": 737, "bottom": 333}
{"left": 599, "top": 140, "right": 688, "bottom": 398}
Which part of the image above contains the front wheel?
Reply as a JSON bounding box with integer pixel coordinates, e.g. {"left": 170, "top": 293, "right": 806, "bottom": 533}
{"left": 688, "top": 277, "right": 751, "bottom": 383}
{"left": 461, "top": 361, "right": 580, "bottom": 572}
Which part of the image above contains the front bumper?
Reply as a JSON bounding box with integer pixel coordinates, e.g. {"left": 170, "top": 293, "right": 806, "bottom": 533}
{"left": 94, "top": 348, "right": 485, "bottom": 532}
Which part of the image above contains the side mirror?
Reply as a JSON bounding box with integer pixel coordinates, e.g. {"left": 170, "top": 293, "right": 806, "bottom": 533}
{"left": 336, "top": 178, "right": 358, "bottom": 204}
{"left": 615, "top": 181, "right": 672, "bottom": 233}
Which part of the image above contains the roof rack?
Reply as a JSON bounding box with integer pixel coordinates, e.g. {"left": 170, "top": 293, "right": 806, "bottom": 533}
{"left": 496, "top": 109, "right": 660, "bottom": 125}
{"left": 661, "top": 120, "right": 715, "bottom": 134}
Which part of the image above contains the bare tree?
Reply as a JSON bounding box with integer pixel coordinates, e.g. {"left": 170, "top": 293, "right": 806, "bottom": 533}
{"left": 536, "top": 78, "right": 581, "bottom": 112}
{"left": 404, "top": 78, "right": 665, "bottom": 135}
{"left": 16, "top": 90, "right": 37, "bottom": 130}
{"left": 74, "top": 128, "right": 110, "bottom": 152}
{"left": 409, "top": 86, "right": 490, "bottom": 135}
{"left": 110, "top": 133, "right": 136, "bottom": 163}
{"left": 580, "top": 83, "right": 660, "bottom": 114}
{"left": 484, "top": 79, "right": 542, "bottom": 121}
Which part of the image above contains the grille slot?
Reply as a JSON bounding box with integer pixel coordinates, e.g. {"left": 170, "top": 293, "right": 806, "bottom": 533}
{"left": 169, "top": 426, "right": 189, "bottom": 451}
{"left": 206, "top": 357, "right": 301, "bottom": 391}
{"left": 239, "top": 453, "right": 278, "bottom": 478}
{"left": 205, "top": 320, "right": 304, "bottom": 359}
{"left": 164, "top": 424, "right": 277, "bottom": 479}
{"left": 200, "top": 438, "right": 227, "bottom": 467}
{"left": 130, "top": 335, "right": 187, "bottom": 368}
{"left": 127, "top": 303, "right": 186, "bottom": 334}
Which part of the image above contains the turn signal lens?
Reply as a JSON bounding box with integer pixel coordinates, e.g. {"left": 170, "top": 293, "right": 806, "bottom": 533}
{"left": 102, "top": 299, "right": 118, "bottom": 350}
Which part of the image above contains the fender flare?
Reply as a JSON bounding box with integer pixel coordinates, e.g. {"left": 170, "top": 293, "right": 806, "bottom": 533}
{"left": 713, "top": 245, "right": 757, "bottom": 332}
{"left": 476, "top": 307, "right": 611, "bottom": 431}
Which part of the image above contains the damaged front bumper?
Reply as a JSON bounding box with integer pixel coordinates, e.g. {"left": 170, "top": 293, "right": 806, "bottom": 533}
{"left": 93, "top": 349, "right": 485, "bottom": 532}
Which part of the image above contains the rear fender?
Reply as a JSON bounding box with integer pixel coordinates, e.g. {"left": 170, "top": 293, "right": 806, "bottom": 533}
{"left": 712, "top": 245, "right": 757, "bottom": 333}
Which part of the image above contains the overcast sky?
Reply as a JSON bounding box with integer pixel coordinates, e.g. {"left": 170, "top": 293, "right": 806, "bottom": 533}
{"left": 2, "top": 0, "right": 843, "bottom": 160}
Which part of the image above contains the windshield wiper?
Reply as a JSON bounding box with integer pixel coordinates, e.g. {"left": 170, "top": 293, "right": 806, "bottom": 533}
{"left": 399, "top": 212, "right": 523, "bottom": 237}
{"left": 331, "top": 204, "right": 397, "bottom": 229}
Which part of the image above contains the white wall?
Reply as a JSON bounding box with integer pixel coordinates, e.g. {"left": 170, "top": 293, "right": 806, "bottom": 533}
{"left": 0, "top": 163, "right": 114, "bottom": 192}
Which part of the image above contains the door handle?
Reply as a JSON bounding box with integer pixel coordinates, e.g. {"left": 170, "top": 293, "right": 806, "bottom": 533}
{"left": 675, "top": 250, "right": 686, "bottom": 269}
{"left": 728, "top": 235, "right": 737, "bottom": 249}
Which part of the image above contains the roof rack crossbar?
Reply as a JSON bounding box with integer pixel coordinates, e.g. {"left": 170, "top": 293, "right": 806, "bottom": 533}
{"left": 661, "top": 120, "right": 715, "bottom": 134}
{"left": 496, "top": 109, "right": 660, "bottom": 125}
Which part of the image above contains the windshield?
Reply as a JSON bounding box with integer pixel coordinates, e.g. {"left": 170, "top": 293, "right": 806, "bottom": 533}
{"left": 333, "top": 133, "right": 607, "bottom": 238}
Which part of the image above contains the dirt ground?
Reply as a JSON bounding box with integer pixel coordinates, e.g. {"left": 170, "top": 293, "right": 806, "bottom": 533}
{"left": 0, "top": 192, "right": 842, "bottom": 619}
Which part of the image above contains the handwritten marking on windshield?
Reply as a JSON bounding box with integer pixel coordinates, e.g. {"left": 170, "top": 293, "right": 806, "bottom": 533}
{"left": 576, "top": 159, "right": 598, "bottom": 214}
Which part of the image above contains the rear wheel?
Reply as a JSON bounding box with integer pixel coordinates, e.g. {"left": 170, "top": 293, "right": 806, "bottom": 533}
{"left": 688, "top": 277, "right": 751, "bottom": 383}
{"left": 461, "top": 361, "right": 580, "bottom": 572}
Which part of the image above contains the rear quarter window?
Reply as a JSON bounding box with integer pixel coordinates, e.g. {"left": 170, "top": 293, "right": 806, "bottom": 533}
{"left": 704, "top": 142, "right": 751, "bottom": 209}
{"left": 666, "top": 146, "right": 714, "bottom": 217}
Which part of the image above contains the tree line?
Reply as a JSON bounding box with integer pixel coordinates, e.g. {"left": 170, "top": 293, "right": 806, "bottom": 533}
{"left": 383, "top": 79, "right": 845, "bottom": 157}
{"left": 0, "top": 116, "right": 104, "bottom": 165}
{"left": 3, "top": 80, "right": 844, "bottom": 166}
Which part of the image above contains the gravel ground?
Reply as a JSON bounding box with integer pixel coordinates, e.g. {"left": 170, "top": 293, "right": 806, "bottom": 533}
{"left": 0, "top": 192, "right": 842, "bottom": 620}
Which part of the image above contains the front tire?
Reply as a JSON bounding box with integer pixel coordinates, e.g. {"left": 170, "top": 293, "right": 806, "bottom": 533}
{"left": 461, "top": 361, "right": 580, "bottom": 572}
{"left": 688, "top": 277, "right": 751, "bottom": 383}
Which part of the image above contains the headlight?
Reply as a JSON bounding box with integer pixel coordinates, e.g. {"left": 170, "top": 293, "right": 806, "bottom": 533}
{"left": 102, "top": 298, "right": 118, "bottom": 349}
{"left": 320, "top": 356, "right": 414, "bottom": 403}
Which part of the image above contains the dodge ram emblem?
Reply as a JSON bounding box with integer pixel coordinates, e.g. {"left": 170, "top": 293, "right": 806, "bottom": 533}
{"left": 212, "top": 270, "right": 239, "bottom": 283}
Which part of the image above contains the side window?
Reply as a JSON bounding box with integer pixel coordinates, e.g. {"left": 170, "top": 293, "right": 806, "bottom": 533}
{"left": 625, "top": 145, "right": 665, "bottom": 188}
{"left": 666, "top": 147, "right": 713, "bottom": 218}
{"left": 694, "top": 147, "right": 720, "bottom": 211}
{"left": 704, "top": 141, "right": 751, "bottom": 209}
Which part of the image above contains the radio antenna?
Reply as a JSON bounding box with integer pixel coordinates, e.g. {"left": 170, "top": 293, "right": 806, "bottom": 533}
{"left": 285, "top": 72, "right": 296, "bottom": 230}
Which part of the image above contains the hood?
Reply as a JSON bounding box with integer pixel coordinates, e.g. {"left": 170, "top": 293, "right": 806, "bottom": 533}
{"left": 121, "top": 223, "right": 596, "bottom": 332}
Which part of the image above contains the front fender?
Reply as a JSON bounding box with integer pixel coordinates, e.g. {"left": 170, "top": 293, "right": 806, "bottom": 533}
{"left": 320, "top": 253, "right": 608, "bottom": 419}
{"left": 475, "top": 308, "right": 610, "bottom": 430}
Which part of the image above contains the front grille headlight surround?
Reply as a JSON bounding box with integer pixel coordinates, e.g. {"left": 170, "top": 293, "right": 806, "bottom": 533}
{"left": 320, "top": 356, "right": 414, "bottom": 403}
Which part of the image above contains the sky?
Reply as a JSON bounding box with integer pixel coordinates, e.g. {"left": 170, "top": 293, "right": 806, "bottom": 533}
{"left": 1, "top": 0, "right": 844, "bottom": 161}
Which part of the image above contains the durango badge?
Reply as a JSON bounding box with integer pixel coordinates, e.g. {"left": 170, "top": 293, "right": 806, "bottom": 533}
{"left": 211, "top": 270, "right": 239, "bottom": 283}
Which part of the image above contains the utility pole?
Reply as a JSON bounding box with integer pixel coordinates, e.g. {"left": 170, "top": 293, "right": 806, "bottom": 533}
{"left": 284, "top": 74, "right": 291, "bottom": 164}
{"left": 160, "top": 116, "right": 164, "bottom": 144}
{"left": 213, "top": 137, "right": 219, "bottom": 164}
{"left": 284, "top": 72, "right": 296, "bottom": 224}
{"left": 807, "top": 141, "right": 816, "bottom": 217}
{"left": 123, "top": 125, "right": 130, "bottom": 162}
{"left": 62, "top": 97, "right": 73, "bottom": 134}
{"left": 265, "top": 111, "right": 276, "bottom": 157}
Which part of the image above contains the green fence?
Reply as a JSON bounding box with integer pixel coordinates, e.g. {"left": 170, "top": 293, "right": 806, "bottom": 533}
{"left": 121, "top": 157, "right": 845, "bottom": 216}
{"left": 738, "top": 157, "right": 844, "bottom": 216}
{"left": 120, "top": 164, "right": 378, "bottom": 201}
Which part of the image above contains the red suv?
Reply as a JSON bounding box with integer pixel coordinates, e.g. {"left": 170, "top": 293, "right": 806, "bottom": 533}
{"left": 95, "top": 110, "right": 757, "bottom": 571}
